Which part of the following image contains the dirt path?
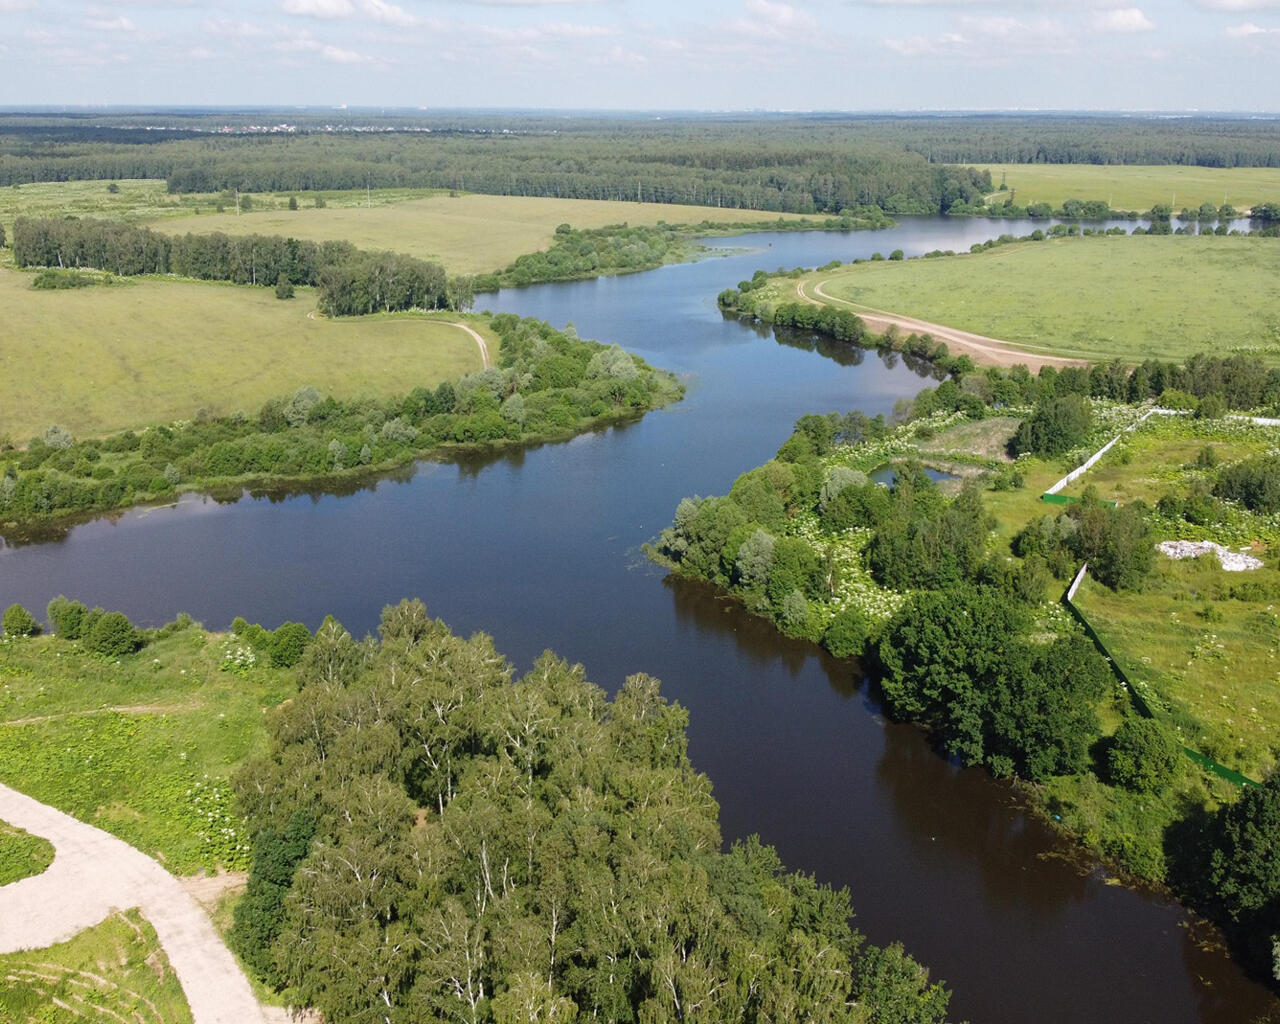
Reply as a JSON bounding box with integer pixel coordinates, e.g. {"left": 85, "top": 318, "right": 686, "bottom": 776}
{"left": 798, "top": 278, "right": 1085, "bottom": 371}
{"left": 0, "top": 783, "right": 267, "bottom": 1024}
{"left": 4, "top": 702, "right": 196, "bottom": 728}
{"left": 443, "top": 320, "right": 492, "bottom": 369}
{"left": 306, "top": 308, "right": 491, "bottom": 369}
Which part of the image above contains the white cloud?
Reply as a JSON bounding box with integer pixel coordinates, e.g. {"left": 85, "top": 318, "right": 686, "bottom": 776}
{"left": 85, "top": 14, "right": 137, "bottom": 31}
{"left": 363, "top": 0, "right": 418, "bottom": 25}
{"left": 1090, "top": 7, "right": 1154, "bottom": 32}
{"left": 0, "top": 0, "right": 36, "bottom": 10}
{"left": 1197, "top": 0, "right": 1280, "bottom": 10}
{"left": 883, "top": 14, "right": 1073, "bottom": 59}
{"left": 276, "top": 34, "right": 376, "bottom": 62}
{"left": 201, "top": 18, "right": 266, "bottom": 37}
{"left": 1225, "top": 19, "right": 1279, "bottom": 34}
{"left": 282, "top": 0, "right": 354, "bottom": 18}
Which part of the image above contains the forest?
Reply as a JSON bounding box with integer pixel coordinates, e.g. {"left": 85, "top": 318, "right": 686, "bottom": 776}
{"left": 4, "top": 113, "right": 1280, "bottom": 219}
{"left": 10, "top": 216, "right": 464, "bottom": 316}
{"left": 223, "top": 598, "right": 953, "bottom": 1024}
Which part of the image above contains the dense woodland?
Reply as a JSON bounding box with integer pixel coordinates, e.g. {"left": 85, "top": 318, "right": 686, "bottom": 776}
{"left": 10, "top": 216, "right": 464, "bottom": 315}
{"left": 227, "top": 600, "right": 953, "bottom": 1023}
{"left": 0, "top": 316, "right": 681, "bottom": 526}
{"left": 4, "top": 113, "right": 1280, "bottom": 219}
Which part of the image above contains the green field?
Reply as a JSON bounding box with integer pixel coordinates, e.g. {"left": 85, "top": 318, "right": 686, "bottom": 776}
{"left": 0, "top": 625, "right": 294, "bottom": 874}
{"left": 0, "top": 267, "right": 491, "bottom": 441}
{"left": 806, "top": 235, "right": 1280, "bottom": 364}
{"left": 150, "top": 191, "right": 816, "bottom": 275}
{"left": 976, "top": 164, "right": 1280, "bottom": 213}
{"left": 0, "top": 909, "right": 192, "bottom": 1024}
{"left": 0, "top": 819, "right": 54, "bottom": 884}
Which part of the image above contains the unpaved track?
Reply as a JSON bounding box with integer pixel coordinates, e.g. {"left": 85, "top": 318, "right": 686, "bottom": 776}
{"left": 799, "top": 279, "right": 1085, "bottom": 371}
{"left": 306, "top": 309, "right": 491, "bottom": 369}
{"left": 0, "top": 783, "right": 266, "bottom": 1024}
{"left": 443, "top": 320, "right": 492, "bottom": 369}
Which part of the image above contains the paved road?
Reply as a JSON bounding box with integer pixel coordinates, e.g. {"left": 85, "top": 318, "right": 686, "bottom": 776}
{"left": 0, "top": 783, "right": 266, "bottom": 1024}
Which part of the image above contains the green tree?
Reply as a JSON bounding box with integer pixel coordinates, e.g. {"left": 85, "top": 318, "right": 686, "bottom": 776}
{"left": 1012, "top": 394, "right": 1092, "bottom": 457}
{"left": 2, "top": 603, "right": 39, "bottom": 637}
{"left": 1107, "top": 717, "right": 1182, "bottom": 793}
{"left": 274, "top": 273, "right": 294, "bottom": 300}
{"left": 83, "top": 611, "right": 141, "bottom": 657}
{"left": 46, "top": 596, "right": 87, "bottom": 639}
{"left": 269, "top": 622, "right": 312, "bottom": 668}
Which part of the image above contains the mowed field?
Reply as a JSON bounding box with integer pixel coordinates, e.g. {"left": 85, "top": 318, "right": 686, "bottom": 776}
{"left": 151, "top": 192, "right": 815, "bottom": 274}
{"left": 809, "top": 235, "right": 1280, "bottom": 364}
{"left": 0, "top": 268, "right": 490, "bottom": 440}
{"left": 975, "top": 163, "right": 1280, "bottom": 213}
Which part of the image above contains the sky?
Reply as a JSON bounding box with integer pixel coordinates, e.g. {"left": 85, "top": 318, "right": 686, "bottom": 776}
{"left": 1, "top": 0, "right": 1278, "bottom": 111}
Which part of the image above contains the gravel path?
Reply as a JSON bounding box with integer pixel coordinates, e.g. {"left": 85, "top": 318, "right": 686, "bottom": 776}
{"left": 0, "top": 783, "right": 266, "bottom": 1024}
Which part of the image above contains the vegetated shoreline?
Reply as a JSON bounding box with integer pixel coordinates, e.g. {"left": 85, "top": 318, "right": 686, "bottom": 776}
{"left": 0, "top": 314, "right": 685, "bottom": 540}
{"left": 0, "top": 606, "right": 961, "bottom": 1024}
{"left": 648, "top": 350, "right": 1280, "bottom": 986}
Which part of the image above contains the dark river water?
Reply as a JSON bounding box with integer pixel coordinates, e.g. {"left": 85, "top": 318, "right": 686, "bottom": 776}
{"left": 3, "top": 216, "right": 1277, "bottom": 1023}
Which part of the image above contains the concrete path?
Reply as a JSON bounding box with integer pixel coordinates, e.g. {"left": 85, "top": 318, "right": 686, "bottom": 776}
{"left": 0, "top": 783, "right": 266, "bottom": 1024}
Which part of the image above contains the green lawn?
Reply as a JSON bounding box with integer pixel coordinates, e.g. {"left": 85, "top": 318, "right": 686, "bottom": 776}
{"left": 976, "top": 164, "right": 1280, "bottom": 213}
{"left": 151, "top": 191, "right": 816, "bottom": 276}
{"left": 807, "top": 235, "right": 1280, "bottom": 365}
{"left": 0, "top": 909, "right": 192, "bottom": 1024}
{"left": 0, "top": 267, "right": 491, "bottom": 441}
{"left": 0, "top": 626, "right": 293, "bottom": 873}
{"left": 0, "top": 819, "right": 54, "bottom": 884}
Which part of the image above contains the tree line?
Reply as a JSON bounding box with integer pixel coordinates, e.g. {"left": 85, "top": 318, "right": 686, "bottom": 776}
{"left": 228, "top": 598, "right": 954, "bottom": 1023}
{"left": 10, "top": 216, "right": 465, "bottom": 315}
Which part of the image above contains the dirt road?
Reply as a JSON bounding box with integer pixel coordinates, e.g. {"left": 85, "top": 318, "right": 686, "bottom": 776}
{"left": 0, "top": 783, "right": 266, "bottom": 1024}
{"left": 443, "top": 320, "right": 492, "bottom": 369}
{"left": 799, "top": 278, "right": 1085, "bottom": 371}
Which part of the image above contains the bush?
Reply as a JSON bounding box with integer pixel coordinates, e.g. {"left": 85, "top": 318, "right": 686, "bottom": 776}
{"left": 1107, "top": 718, "right": 1182, "bottom": 793}
{"left": 270, "top": 622, "right": 312, "bottom": 668}
{"left": 275, "top": 274, "right": 294, "bottom": 300}
{"left": 84, "top": 611, "right": 142, "bottom": 657}
{"left": 46, "top": 596, "right": 88, "bottom": 639}
{"left": 823, "top": 607, "right": 872, "bottom": 659}
{"left": 2, "top": 603, "right": 39, "bottom": 637}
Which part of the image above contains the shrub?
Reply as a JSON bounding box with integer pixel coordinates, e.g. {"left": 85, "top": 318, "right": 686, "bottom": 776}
{"left": 84, "top": 611, "right": 141, "bottom": 657}
{"left": 1012, "top": 394, "right": 1092, "bottom": 457}
{"left": 270, "top": 622, "right": 312, "bottom": 668}
{"left": 2, "top": 603, "right": 39, "bottom": 637}
{"left": 1107, "top": 718, "right": 1182, "bottom": 793}
{"left": 823, "top": 607, "right": 872, "bottom": 659}
{"left": 275, "top": 274, "right": 294, "bottom": 300}
{"left": 46, "top": 596, "right": 88, "bottom": 639}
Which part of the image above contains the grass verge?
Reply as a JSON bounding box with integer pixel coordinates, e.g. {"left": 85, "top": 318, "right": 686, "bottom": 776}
{"left": 0, "top": 819, "right": 54, "bottom": 885}
{"left": 0, "top": 626, "right": 293, "bottom": 874}
{"left": 0, "top": 908, "right": 192, "bottom": 1024}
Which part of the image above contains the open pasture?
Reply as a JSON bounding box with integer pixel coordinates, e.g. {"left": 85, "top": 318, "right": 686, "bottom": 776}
{"left": 808, "top": 235, "right": 1280, "bottom": 365}
{"left": 151, "top": 192, "right": 816, "bottom": 275}
{"left": 0, "top": 268, "right": 490, "bottom": 440}
{"left": 976, "top": 163, "right": 1280, "bottom": 213}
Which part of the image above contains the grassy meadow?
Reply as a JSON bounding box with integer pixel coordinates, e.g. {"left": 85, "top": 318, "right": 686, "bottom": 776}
{"left": 804, "top": 234, "right": 1280, "bottom": 365}
{"left": 0, "top": 267, "right": 491, "bottom": 440}
{"left": 0, "top": 625, "right": 294, "bottom": 874}
{"left": 150, "top": 192, "right": 817, "bottom": 275}
{"left": 976, "top": 163, "right": 1280, "bottom": 213}
{"left": 0, "top": 909, "right": 193, "bottom": 1024}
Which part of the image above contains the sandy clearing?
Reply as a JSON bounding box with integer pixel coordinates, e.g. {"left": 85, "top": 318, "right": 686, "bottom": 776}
{"left": 0, "top": 783, "right": 266, "bottom": 1024}
{"left": 798, "top": 278, "right": 1086, "bottom": 372}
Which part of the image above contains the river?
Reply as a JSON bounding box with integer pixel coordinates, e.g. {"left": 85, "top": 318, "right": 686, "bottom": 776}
{"left": 2, "top": 215, "right": 1277, "bottom": 1023}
